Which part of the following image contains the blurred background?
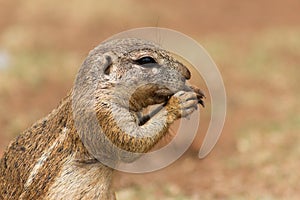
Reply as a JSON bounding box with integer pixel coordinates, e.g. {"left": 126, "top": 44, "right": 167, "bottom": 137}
{"left": 0, "top": 0, "right": 300, "bottom": 199}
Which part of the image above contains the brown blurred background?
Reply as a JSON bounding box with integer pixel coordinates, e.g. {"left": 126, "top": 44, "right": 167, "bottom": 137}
{"left": 0, "top": 0, "right": 300, "bottom": 199}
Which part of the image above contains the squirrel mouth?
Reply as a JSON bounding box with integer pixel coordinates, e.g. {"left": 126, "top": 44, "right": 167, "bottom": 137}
{"left": 129, "top": 84, "right": 205, "bottom": 114}
{"left": 154, "top": 85, "right": 205, "bottom": 107}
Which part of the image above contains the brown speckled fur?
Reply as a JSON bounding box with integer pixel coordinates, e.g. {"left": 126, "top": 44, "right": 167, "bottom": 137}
{"left": 0, "top": 95, "right": 92, "bottom": 199}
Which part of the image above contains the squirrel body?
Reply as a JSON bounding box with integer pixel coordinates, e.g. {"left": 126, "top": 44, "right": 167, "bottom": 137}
{"left": 0, "top": 38, "right": 204, "bottom": 199}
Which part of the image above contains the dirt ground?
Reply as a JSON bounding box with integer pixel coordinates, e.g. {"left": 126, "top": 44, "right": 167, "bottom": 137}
{"left": 0, "top": 0, "right": 300, "bottom": 199}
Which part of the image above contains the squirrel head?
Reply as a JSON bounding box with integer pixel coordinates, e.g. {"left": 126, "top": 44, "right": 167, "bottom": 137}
{"left": 80, "top": 38, "right": 193, "bottom": 112}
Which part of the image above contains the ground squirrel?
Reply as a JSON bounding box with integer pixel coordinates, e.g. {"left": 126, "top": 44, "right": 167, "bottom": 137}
{"left": 0, "top": 38, "right": 204, "bottom": 199}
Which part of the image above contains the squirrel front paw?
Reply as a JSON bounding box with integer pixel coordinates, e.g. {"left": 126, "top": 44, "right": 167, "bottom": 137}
{"left": 165, "top": 91, "right": 199, "bottom": 123}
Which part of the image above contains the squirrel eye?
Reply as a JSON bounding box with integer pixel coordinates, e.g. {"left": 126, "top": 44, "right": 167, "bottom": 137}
{"left": 135, "top": 56, "right": 157, "bottom": 66}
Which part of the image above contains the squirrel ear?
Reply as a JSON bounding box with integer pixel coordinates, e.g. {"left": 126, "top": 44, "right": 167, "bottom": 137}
{"left": 103, "top": 54, "right": 113, "bottom": 75}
